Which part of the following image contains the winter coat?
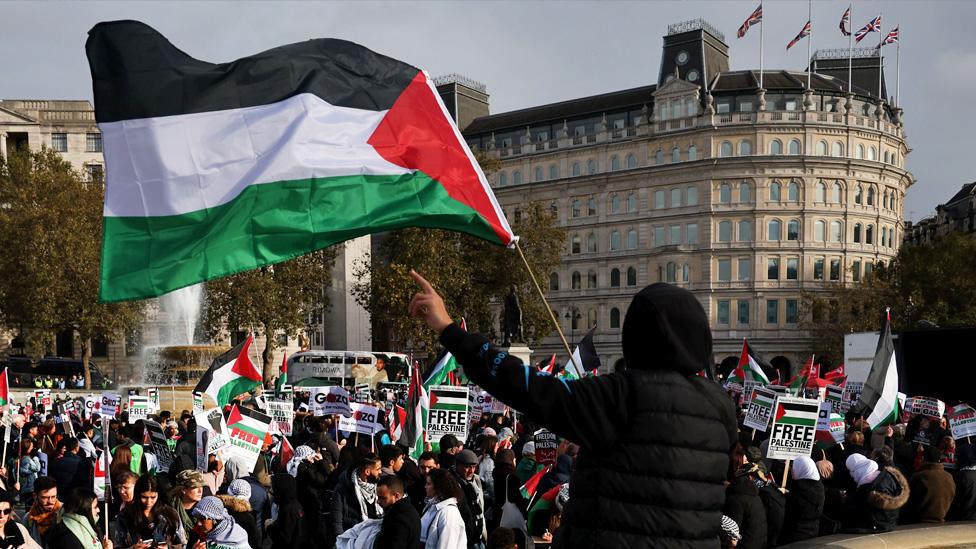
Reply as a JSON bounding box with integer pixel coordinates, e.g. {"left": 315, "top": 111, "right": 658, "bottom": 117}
{"left": 331, "top": 469, "right": 382, "bottom": 536}
{"left": 844, "top": 466, "right": 910, "bottom": 533}
{"left": 489, "top": 467, "right": 527, "bottom": 533}
{"left": 111, "top": 506, "right": 185, "bottom": 547}
{"left": 757, "top": 483, "right": 785, "bottom": 547}
{"left": 903, "top": 462, "right": 956, "bottom": 523}
{"left": 782, "top": 479, "right": 825, "bottom": 543}
{"left": 441, "top": 283, "right": 737, "bottom": 549}
{"left": 949, "top": 468, "right": 976, "bottom": 521}
{"left": 451, "top": 470, "right": 486, "bottom": 546}
{"left": 19, "top": 455, "right": 41, "bottom": 494}
{"left": 420, "top": 498, "right": 466, "bottom": 549}
{"left": 219, "top": 495, "right": 261, "bottom": 549}
{"left": 373, "top": 497, "right": 421, "bottom": 549}
{"left": 296, "top": 457, "right": 332, "bottom": 537}
{"left": 47, "top": 453, "right": 90, "bottom": 495}
{"left": 0, "top": 520, "right": 42, "bottom": 549}
{"left": 723, "top": 477, "right": 767, "bottom": 549}
{"left": 267, "top": 473, "right": 305, "bottom": 549}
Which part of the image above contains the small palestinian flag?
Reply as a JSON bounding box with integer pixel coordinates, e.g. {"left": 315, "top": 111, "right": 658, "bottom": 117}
{"left": 425, "top": 319, "right": 467, "bottom": 389}
{"left": 227, "top": 404, "right": 272, "bottom": 445}
{"left": 0, "top": 367, "right": 9, "bottom": 407}
{"left": 194, "top": 334, "right": 262, "bottom": 408}
{"left": 520, "top": 465, "right": 550, "bottom": 500}
{"left": 274, "top": 353, "right": 288, "bottom": 395}
{"left": 277, "top": 435, "right": 294, "bottom": 467}
{"left": 565, "top": 327, "right": 601, "bottom": 380}
{"left": 86, "top": 21, "right": 515, "bottom": 302}
{"left": 527, "top": 483, "right": 564, "bottom": 533}
{"left": 726, "top": 339, "right": 771, "bottom": 391}
{"left": 774, "top": 398, "right": 820, "bottom": 427}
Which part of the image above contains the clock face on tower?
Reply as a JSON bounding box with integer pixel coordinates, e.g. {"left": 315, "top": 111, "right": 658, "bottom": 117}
{"left": 687, "top": 69, "right": 700, "bottom": 82}
{"left": 676, "top": 51, "right": 690, "bottom": 66}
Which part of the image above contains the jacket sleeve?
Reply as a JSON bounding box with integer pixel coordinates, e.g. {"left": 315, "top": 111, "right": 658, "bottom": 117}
{"left": 330, "top": 483, "right": 346, "bottom": 535}
{"left": 440, "top": 324, "right": 629, "bottom": 449}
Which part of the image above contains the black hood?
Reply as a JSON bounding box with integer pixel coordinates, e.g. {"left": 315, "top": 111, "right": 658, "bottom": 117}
{"left": 271, "top": 473, "right": 297, "bottom": 504}
{"left": 621, "top": 283, "right": 712, "bottom": 376}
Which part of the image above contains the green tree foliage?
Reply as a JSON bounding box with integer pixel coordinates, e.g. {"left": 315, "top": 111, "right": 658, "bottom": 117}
{"left": 802, "top": 232, "right": 976, "bottom": 361}
{"left": 202, "top": 248, "right": 337, "bottom": 385}
{"left": 352, "top": 201, "right": 565, "bottom": 358}
{"left": 0, "top": 148, "right": 144, "bottom": 388}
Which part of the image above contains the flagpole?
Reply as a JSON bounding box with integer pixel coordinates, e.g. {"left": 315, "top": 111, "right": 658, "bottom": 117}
{"left": 759, "top": 2, "right": 764, "bottom": 90}
{"left": 807, "top": 0, "right": 813, "bottom": 90}
{"left": 877, "top": 19, "right": 884, "bottom": 101}
{"left": 895, "top": 36, "right": 900, "bottom": 108}
{"left": 848, "top": 2, "right": 854, "bottom": 95}
{"left": 514, "top": 241, "right": 581, "bottom": 373}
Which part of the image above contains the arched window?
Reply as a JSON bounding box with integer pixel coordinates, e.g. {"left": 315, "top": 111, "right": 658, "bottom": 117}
{"left": 549, "top": 165, "right": 559, "bottom": 179}
{"left": 718, "top": 221, "right": 732, "bottom": 242}
{"left": 881, "top": 227, "right": 888, "bottom": 247}
{"left": 688, "top": 145, "right": 698, "bottom": 161}
{"left": 671, "top": 147, "right": 681, "bottom": 163}
{"left": 666, "top": 262, "right": 677, "bottom": 283}
{"left": 770, "top": 181, "right": 782, "bottom": 201}
{"left": 868, "top": 146, "right": 877, "bottom": 161}
{"left": 884, "top": 151, "right": 890, "bottom": 164}
{"left": 883, "top": 192, "right": 889, "bottom": 209}
{"left": 550, "top": 202, "right": 558, "bottom": 218}
{"left": 788, "top": 220, "right": 800, "bottom": 241}
{"left": 770, "top": 139, "right": 783, "bottom": 155}
{"left": 856, "top": 144, "right": 864, "bottom": 159}
{"left": 833, "top": 142, "right": 844, "bottom": 157}
{"left": 587, "top": 271, "right": 597, "bottom": 289}
{"left": 855, "top": 184, "right": 863, "bottom": 204}
{"left": 655, "top": 149, "right": 664, "bottom": 165}
{"left": 815, "top": 220, "right": 826, "bottom": 241}
{"left": 610, "top": 230, "right": 621, "bottom": 250}
{"left": 571, "top": 271, "right": 581, "bottom": 289}
{"left": 626, "top": 153, "right": 637, "bottom": 169}
{"left": 626, "top": 266, "right": 637, "bottom": 286}
{"left": 815, "top": 181, "right": 827, "bottom": 202}
{"left": 627, "top": 229, "right": 638, "bottom": 249}
{"left": 627, "top": 193, "right": 637, "bottom": 212}
{"left": 739, "top": 182, "right": 751, "bottom": 203}
{"left": 671, "top": 188, "right": 682, "bottom": 207}
{"left": 739, "top": 140, "right": 752, "bottom": 156}
{"left": 891, "top": 195, "right": 897, "bottom": 211}
{"left": 586, "top": 232, "right": 597, "bottom": 253}
{"left": 571, "top": 234, "right": 581, "bottom": 253}
{"left": 549, "top": 273, "right": 559, "bottom": 291}
{"left": 768, "top": 219, "right": 782, "bottom": 241}
{"left": 535, "top": 166, "right": 544, "bottom": 182}
{"left": 854, "top": 223, "right": 862, "bottom": 243}
{"left": 789, "top": 139, "right": 801, "bottom": 155}
{"left": 610, "top": 155, "right": 620, "bottom": 171}
{"left": 817, "top": 140, "right": 828, "bottom": 156}
{"left": 831, "top": 182, "right": 842, "bottom": 203}
{"left": 572, "top": 199, "right": 581, "bottom": 218}
{"left": 611, "top": 195, "right": 621, "bottom": 213}
{"left": 587, "top": 308, "right": 597, "bottom": 328}
{"left": 830, "top": 221, "right": 842, "bottom": 242}
{"left": 682, "top": 263, "right": 690, "bottom": 282}
{"left": 720, "top": 141, "right": 733, "bottom": 157}
{"left": 867, "top": 187, "right": 876, "bottom": 206}
{"left": 866, "top": 225, "right": 875, "bottom": 244}
{"left": 513, "top": 171, "right": 522, "bottom": 185}
{"left": 498, "top": 172, "right": 507, "bottom": 186}
{"left": 587, "top": 159, "right": 597, "bottom": 174}
{"left": 788, "top": 180, "right": 800, "bottom": 202}
{"left": 610, "top": 307, "right": 621, "bottom": 329}
{"left": 738, "top": 220, "right": 752, "bottom": 242}
{"left": 719, "top": 183, "right": 732, "bottom": 204}
{"left": 588, "top": 198, "right": 597, "bottom": 216}
{"left": 686, "top": 186, "right": 699, "bottom": 206}
{"left": 610, "top": 268, "right": 621, "bottom": 287}
{"left": 654, "top": 190, "right": 666, "bottom": 209}
{"left": 572, "top": 162, "right": 581, "bottom": 177}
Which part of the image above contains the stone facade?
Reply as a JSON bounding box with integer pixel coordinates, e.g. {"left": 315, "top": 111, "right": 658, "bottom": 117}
{"left": 904, "top": 182, "right": 976, "bottom": 245}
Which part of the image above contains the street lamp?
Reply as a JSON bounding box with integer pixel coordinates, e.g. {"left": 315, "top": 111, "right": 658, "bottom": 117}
{"left": 564, "top": 307, "right": 582, "bottom": 348}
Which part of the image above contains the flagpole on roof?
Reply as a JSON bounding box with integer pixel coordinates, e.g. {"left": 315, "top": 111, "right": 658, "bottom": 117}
{"left": 895, "top": 30, "right": 901, "bottom": 107}
{"left": 759, "top": 1, "right": 764, "bottom": 90}
{"left": 848, "top": 2, "right": 854, "bottom": 95}
{"left": 877, "top": 16, "right": 884, "bottom": 101}
{"left": 806, "top": 0, "right": 813, "bottom": 90}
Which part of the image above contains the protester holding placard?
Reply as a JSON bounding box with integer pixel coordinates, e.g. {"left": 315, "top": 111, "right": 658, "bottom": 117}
{"left": 781, "top": 457, "right": 824, "bottom": 543}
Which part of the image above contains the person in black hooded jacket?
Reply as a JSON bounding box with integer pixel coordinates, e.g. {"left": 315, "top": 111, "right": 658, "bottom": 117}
{"left": 409, "top": 272, "right": 738, "bottom": 549}
{"left": 781, "top": 456, "right": 825, "bottom": 543}
{"left": 267, "top": 473, "right": 306, "bottom": 549}
{"left": 949, "top": 443, "right": 976, "bottom": 521}
{"left": 724, "top": 463, "right": 767, "bottom": 549}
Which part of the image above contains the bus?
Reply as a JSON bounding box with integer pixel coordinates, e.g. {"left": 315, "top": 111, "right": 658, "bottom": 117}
{"left": 1, "top": 355, "right": 113, "bottom": 389}
{"left": 287, "top": 351, "right": 411, "bottom": 389}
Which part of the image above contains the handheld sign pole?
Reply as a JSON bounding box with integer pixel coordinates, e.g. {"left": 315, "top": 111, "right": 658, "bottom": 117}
{"left": 781, "top": 459, "right": 791, "bottom": 490}
{"left": 751, "top": 428, "right": 757, "bottom": 442}
{"left": 102, "top": 417, "right": 110, "bottom": 536}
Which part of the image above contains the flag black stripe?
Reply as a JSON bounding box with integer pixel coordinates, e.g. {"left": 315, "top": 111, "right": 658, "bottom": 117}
{"left": 782, "top": 403, "right": 821, "bottom": 414}
{"left": 86, "top": 20, "right": 420, "bottom": 123}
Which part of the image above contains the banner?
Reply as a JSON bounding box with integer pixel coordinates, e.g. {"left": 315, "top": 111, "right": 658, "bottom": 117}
{"left": 147, "top": 388, "right": 159, "bottom": 410}
{"left": 767, "top": 396, "right": 820, "bottom": 461}
{"left": 842, "top": 382, "right": 863, "bottom": 409}
{"left": 905, "top": 396, "right": 946, "bottom": 419}
{"left": 743, "top": 387, "right": 777, "bottom": 432}
{"left": 266, "top": 399, "right": 295, "bottom": 436}
{"left": 310, "top": 386, "right": 352, "bottom": 417}
{"left": 825, "top": 385, "right": 846, "bottom": 413}
{"left": 426, "top": 385, "right": 470, "bottom": 443}
{"left": 34, "top": 389, "right": 52, "bottom": 409}
{"left": 354, "top": 384, "right": 371, "bottom": 403}
{"left": 948, "top": 404, "right": 976, "bottom": 440}
{"left": 100, "top": 392, "right": 122, "bottom": 418}
{"left": 82, "top": 396, "right": 100, "bottom": 419}
{"left": 816, "top": 401, "right": 846, "bottom": 446}
{"left": 128, "top": 396, "right": 153, "bottom": 421}
{"left": 226, "top": 405, "right": 272, "bottom": 473}
{"left": 194, "top": 408, "right": 229, "bottom": 472}
{"left": 144, "top": 420, "right": 174, "bottom": 473}
{"left": 469, "top": 388, "right": 495, "bottom": 414}
{"left": 533, "top": 429, "right": 558, "bottom": 466}
{"left": 338, "top": 402, "right": 380, "bottom": 436}
{"left": 192, "top": 392, "right": 204, "bottom": 414}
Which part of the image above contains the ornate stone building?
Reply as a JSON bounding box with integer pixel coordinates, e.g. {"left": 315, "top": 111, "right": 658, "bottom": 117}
{"left": 452, "top": 20, "right": 913, "bottom": 376}
{"left": 904, "top": 182, "right": 976, "bottom": 245}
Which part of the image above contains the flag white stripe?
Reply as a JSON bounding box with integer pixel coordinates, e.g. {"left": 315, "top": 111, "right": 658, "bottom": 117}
{"left": 100, "top": 93, "right": 412, "bottom": 218}
{"left": 433, "top": 396, "right": 468, "bottom": 406}
{"left": 866, "top": 353, "right": 898, "bottom": 427}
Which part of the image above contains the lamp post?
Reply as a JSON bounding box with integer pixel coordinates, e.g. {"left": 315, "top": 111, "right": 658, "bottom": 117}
{"left": 564, "top": 307, "right": 582, "bottom": 349}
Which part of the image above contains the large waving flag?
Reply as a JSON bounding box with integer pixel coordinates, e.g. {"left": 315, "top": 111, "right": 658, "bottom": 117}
{"left": 853, "top": 312, "right": 900, "bottom": 429}
{"left": 0, "top": 367, "right": 9, "bottom": 407}
{"left": 194, "top": 334, "right": 262, "bottom": 408}
{"left": 726, "top": 339, "right": 771, "bottom": 390}
{"left": 738, "top": 4, "right": 763, "bottom": 38}
{"left": 855, "top": 15, "right": 882, "bottom": 43}
{"left": 86, "top": 21, "right": 515, "bottom": 302}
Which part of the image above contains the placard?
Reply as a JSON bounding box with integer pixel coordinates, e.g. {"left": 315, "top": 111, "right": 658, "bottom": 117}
{"left": 766, "top": 396, "right": 820, "bottom": 461}
{"left": 815, "top": 401, "right": 846, "bottom": 446}
{"left": 100, "top": 392, "right": 122, "bottom": 418}
{"left": 265, "top": 399, "right": 294, "bottom": 436}
{"left": 426, "top": 385, "right": 469, "bottom": 443}
{"left": 128, "top": 396, "right": 153, "bottom": 421}
{"left": 34, "top": 389, "right": 51, "bottom": 409}
{"left": 226, "top": 405, "right": 272, "bottom": 474}
{"left": 948, "top": 403, "right": 976, "bottom": 440}
{"left": 743, "top": 387, "right": 777, "bottom": 432}
{"left": 38, "top": 451, "right": 48, "bottom": 477}
{"left": 825, "top": 385, "right": 846, "bottom": 413}
{"left": 354, "top": 384, "right": 372, "bottom": 403}
{"left": 145, "top": 420, "right": 174, "bottom": 473}
{"left": 195, "top": 408, "right": 229, "bottom": 472}
{"left": 82, "top": 396, "right": 101, "bottom": 419}
{"left": 147, "top": 388, "right": 159, "bottom": 410}
{"left": 310, "top": 386, "right": 352, "bottom": 417}
{"left": 192, "top": 392, "right": 204, "bottom": 414}
{"left": 905, "top": 396, "right": 946, "bottom": 419}
{"left": 338, "top": 402, "right": 380, "bottom": 436}
{"left": 842, "top": 382, "right": 863, "bottom": 409}
{"left": 533, "top": 429, "right": 558, "bottom": 467}
{"left": 741, "top": 381, "right": 763, "bottom": 407}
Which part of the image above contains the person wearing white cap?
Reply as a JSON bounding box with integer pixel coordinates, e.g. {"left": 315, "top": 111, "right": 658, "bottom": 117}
{"left": 843, "top": 454, "right": 909, "bottom": 533}
{"left": 780, "top": 457, "right": 824, "bottom": 543}
{"left": 515, "top": 442, "right": 539, "bottom": 485}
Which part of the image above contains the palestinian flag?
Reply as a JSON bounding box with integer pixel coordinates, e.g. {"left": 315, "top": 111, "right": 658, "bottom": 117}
{"left": 726, "top": 339, "right": 770, "bottom": 391}
{"left": 94, "top": 448, "right": 111, "bottom": 501}
{"left": 425, "top": 319, "right": 467, "bottom": 389}
{"left": 0, "top": 367, "right": 9, "bottom": 407}
{"left": 277, "top": 435, "right": 294, "bottom": 468}
{"left": 538, "top": 354, "right": 557, "bottom": 375}
{"left": 774, "top": 398, "right": 820, "bottom": 428}
{"left": 390, "top": 404, "right": 407, "bottom": 442}
{"left": 194, "top": 334, "right": 262, "bottom": 408}
{"left": 853, "top": 313, "right": 900, "bottom": 429}
{"left": 565, "top": 327, "right": 601, "bottom": 380}
{"left": 520, "top": 465, "right": 550, "bottom": 500}
{"left": 527, "top": 483, "right": 563, "bottom": 533}
{"left": 227, "top": 404, "right": 272, "bottom": 446}
{"left": 789, "top": 356, "right": 816, "bottom": 395}
{"left": 274, "top": 353, "right": 288, "bottom": 395}
{"left": 400, "top": 361, "right": 429, "bottom": 459}
{"left": 86, "top": 21, "right": 515, "bottom": 302}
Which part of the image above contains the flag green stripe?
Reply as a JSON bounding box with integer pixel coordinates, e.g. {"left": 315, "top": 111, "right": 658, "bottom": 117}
{"left": 433, "top": 403, "right": 468, "bottom": 411}
{"left": 101, "top": 172, "right": 497, "bottom": 302}
{"left": 777, "top": 417, "right": 818, "bottom": 427}
{"left": 217, "top": 378, "right": 261, "bottom": 407}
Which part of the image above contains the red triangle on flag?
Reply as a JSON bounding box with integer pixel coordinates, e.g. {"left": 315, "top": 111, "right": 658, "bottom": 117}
{"left": 775, "top": 403, "right": 788, "bottom": 423}
{"left": 230, "top": 334, "right": 261, "bottom": 382}
{"left": 227, "top": 404, "right": 244, "bottom": 427}
{"left": 281, "top": 352, "right": 288, "bottom": 375}
{"left": 429, "top": 391, "right": 438, "bottom": 408}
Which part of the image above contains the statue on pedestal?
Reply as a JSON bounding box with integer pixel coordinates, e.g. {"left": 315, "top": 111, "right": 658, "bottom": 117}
{"left": 502, "top": 285, "right": 523, "bottom": 346}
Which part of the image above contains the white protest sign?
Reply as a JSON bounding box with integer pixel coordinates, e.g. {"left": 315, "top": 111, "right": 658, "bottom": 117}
{"left": 266, "top": 399, "right": 294, "bottom": 436}
{"left": 192, "top": 392, "right": 204, "bottom": 414}
{"left": 825, "top": 385, "right": 846, "bottom": 413}
{"left": 338, "top": 402, "right": 380, "bottom": 436}
{"left": 426, "top": 385, "right": 470, "bottom": 444}
{"left": 354, "top": 384, "right": 371, "bottom": 403}
{"left": 147, "top": 388, "right": 159, "bottom": 410}
{"left": 226, "top": 405, "right": 272, "bottom": 473}
{"left": 145, "top": 420, "right": 173, "bottom": 473}
{"left": 194, "top": 408, "right": 229, "bottom": 472}
{"left": 816, "top": 401, "right": 846, "bottom": 446}
{"left": 34, "top": 389, "right": 51, "bottom": 409}
{"left": 905, "top": 396, "right": 946, "bottom": 419}
{"left": 743, "top": 387, "right": 777, "bottom": 432}
{"left": 469, "top": 388, "right": 495, "bottom": 414}
{"left": 128, "top": 396, "right": 153, "bottom": 421}
{"left": 766, "top": 396, "right": 820, "bottom": 461}
{"left": 948, "top": 404, "right": 976, "bottom": 440}
{"left": 310, "top": 386, "right": 352, "bottom": 417}
{"left": 82, "top": 396, "right": 101, "bottom": 419}
{"left": 741, "top": 381, "right": 763, "bottom": 407}
{"left": 100, "top": 392, "right": 122, "bottom": 418}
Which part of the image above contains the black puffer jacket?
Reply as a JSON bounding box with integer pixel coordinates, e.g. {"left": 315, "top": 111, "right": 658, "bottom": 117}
{"left": 724, "top": 476, "right": 767, "bottom": 549}
{"left": 443, "top": 283, "right": 737, "bottom": 549}
{"left": 782, "top": 479, "right": 824, "bottom": 543}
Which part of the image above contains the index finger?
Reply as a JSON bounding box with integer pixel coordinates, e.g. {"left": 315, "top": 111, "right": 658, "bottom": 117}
{"left": 409, "top": 270, "right": 434, "bottom": 294}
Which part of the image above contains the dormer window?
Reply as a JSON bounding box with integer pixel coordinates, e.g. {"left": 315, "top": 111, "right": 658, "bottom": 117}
{"left": 717, "top": 101, "right": 731, "bottom": 114}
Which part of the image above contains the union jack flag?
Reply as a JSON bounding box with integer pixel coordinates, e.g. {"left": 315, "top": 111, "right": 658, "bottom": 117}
{"left": 738, "top": 4, "right": 763, "bottom": 39}
{"left": 787, "top": 20, "right": 812, "bottom": 50}
{"left": 882, "top": 26, "right": 899, "bottom": 46}
{"left": 840, "top": 6, "right": 852, "bottom": 36}
{"left": 855, "top": 15, "right": 882, "bottom": 43}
